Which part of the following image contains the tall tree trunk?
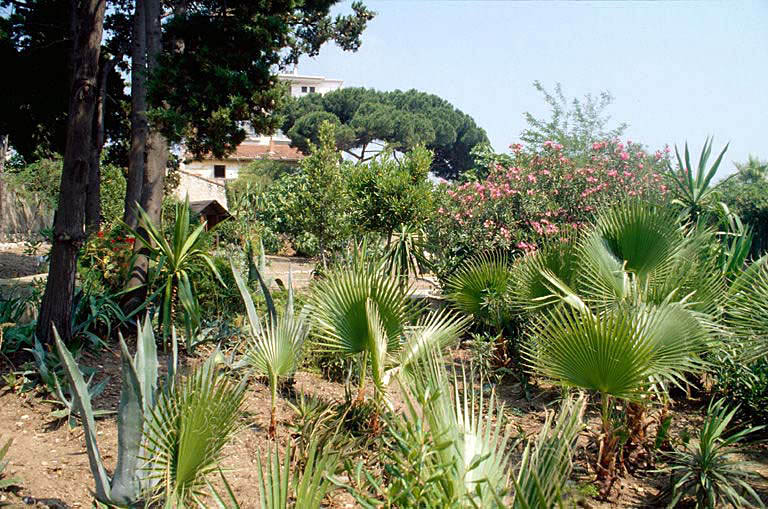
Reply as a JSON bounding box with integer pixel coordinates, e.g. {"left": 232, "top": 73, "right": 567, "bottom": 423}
{"left": 123, "top": 0, "right": 167, "bottom": 308}
{"left": 86, "top": 57, "right": 115, "bottom": 234}
{"left": 36, "top": 0, "right": 107, "bottom": 345}
{"left": 0, "top": 134, "right": 8, "bottom": 220}
{"left": 123, "top": 0, "right": 147, "bottom": 229}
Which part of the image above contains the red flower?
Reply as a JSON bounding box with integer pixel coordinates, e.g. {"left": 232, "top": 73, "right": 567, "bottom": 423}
{"left": 97, "top": 231, "right": 104, "bottom": 238}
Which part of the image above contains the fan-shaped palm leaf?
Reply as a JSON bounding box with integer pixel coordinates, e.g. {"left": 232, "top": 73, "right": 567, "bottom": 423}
{"left": 726, "top": 254, "right": 768, "bottom": 361}
{"left": 445, "top": 251, "right": 511, "bottom": 328}
{"left": 143, "top": 355, "right": 246, "bottom": 505}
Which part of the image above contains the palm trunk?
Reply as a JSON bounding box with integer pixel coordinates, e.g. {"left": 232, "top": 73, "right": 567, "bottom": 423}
{"left": 0, "top": 134, "right": 7, "bottom": 220}
{"left": 123, "top": 0, "right": 147, "bottom": 229}
{"left": 36, "top": 0, "right": 107, "bottom": 345}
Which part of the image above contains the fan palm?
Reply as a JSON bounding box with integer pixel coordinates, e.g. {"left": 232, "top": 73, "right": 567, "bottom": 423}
{"left": 130, "top": 196, "right": 224, "bottom": 349}
{"left": 523, "top": 301, "right": 711, "bottom": 491}
{"left": 725, "top": 254, "right": 768, "bottom": 361}
{"left": 232, "top": 260, "right": 308, "bottom": 438}
{"left": 142, "top": 355, "right": 246, "bottom": 505}
{"left": 310, "top": 262, "right": 467, "bottom": 406}
{"left": 444, "top": 251, "right": 512, "bottom": 330}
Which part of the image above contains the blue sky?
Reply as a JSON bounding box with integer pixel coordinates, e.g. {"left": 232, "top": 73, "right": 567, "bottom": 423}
{"left": 296, "top": 0, "right": 767, "bottom": 178}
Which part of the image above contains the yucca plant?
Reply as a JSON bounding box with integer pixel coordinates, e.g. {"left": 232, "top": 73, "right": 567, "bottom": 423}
{"left": 666, "top": 137, "right": 730, "bottom": 224}
{"left": 232, "top": 260, "right": 308, "bottom": 438}
{"left": 256, "top": 438, "right": 340, "bottom": 509}
{"left": 0, "top": 437, "right": 22, "bottom": 490}
{"left": 143, "top": 354, "right": 246, "bottom": 506}
{"left": 444, "top": 251, "right": 512, "bottom": 330}
{"left": 130, "top": 196, "right": 224, "bottom": 349}
{"left": 383, "top": 224, "right": 431, "bottom": 290}
{"left": 656, "top": 399, "right": 765, "bottom": 508}
{"left": 511, "top": 394, "right": 586, "bottom": 509}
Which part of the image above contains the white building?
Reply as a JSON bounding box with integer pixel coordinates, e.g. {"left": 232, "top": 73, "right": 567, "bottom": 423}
{"left": 176, "top": 70, "right": 343, "bottom": 207}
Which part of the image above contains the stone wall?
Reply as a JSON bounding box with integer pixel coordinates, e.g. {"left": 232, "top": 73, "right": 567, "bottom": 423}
{"left": 175, "top": 169, "right": 228, "bottom": 207}
{"left": 0, "top": 183, "right": 52, "bottom": 241}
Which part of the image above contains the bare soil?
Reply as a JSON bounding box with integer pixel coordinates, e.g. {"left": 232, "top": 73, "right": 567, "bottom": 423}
{"left": 2, "top": 343, "right": 766, "bottom": 509}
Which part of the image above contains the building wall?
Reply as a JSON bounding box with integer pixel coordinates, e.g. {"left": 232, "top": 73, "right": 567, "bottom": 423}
{"left": 175, "top": 169, "right": 229, "bottom": 208}
{"left": 182, "top": 158, "right": 243, "bottom": 182}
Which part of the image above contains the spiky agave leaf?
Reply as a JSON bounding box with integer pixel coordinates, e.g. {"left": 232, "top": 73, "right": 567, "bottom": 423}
{"left": 511, "top": 394, "right": 586, "bottom": 509}
{"left": 524, "top": 303, "right": 709, "bottom": 401}
{"left": 726, "top": 254, "right": 768, "bottom": 362}
{"left": 401, "top": 350, "right": 513, "bottom": 506}
{"left": 142, "top": 354, "right": 246, "bottom": 505}
{"left": 444, "top": 251, "right": 512, "bottom": 327}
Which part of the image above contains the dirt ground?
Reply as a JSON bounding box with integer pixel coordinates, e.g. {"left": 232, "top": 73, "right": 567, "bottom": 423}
{"left": 1, "top": 342, "right": 766, "bottom": 508}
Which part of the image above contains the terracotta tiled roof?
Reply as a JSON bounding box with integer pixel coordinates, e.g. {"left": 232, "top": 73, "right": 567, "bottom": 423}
{"left": 232, "top": 141, "right": 303, "bottom": 161}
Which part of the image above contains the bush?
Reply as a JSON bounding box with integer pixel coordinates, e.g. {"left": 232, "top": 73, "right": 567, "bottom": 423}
{"left": 719, "top": 180, "right": 768, "bottom": 257}
{"left": 710, "top": 350, "right": 768, "bottom": 427}
{"left": 428, "top": 138, "right": 671, "bottom": 280}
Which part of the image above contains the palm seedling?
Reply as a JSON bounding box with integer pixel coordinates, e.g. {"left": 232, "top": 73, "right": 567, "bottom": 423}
{"left": 0, "top": 437, "right": 22, "bottom": 490}
{"left": 309, "top": 261, "right": 468, "bottom": 411}
{"left": 130, "top": 196, "right": 224, "bottom": 349}
{"left": 232, "top": 260, "right": 308, "bottom": 438}
{"left": 657, "top": 399, "right": 765, "bottom": 508}
{"left": 142, "top": 354, "right": 246, "bottom": 506}
{"left": 666, "top": 137, "right": 730, "bottom": 224}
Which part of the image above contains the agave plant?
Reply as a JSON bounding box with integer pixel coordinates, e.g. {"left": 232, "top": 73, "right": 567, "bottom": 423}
{"left": 130, "top": 196, "right": 224, "bottom": 349}
{"left": 143, "top": 353, "right": 246, "bottom": 505}
{"left": 657, "top": 399, "right": 765, "bottom": 508}
{"left": 309, "top": 262, "right": 467, "bottom": 407}
{"left": 666, "top": 137, "right": 730, "bottom": 224}
{"left": 444, "top": 251, "right": 512, "bottom": 330}
{"left": 383, "top": 224, "right": 431, "bottom": 289}
{"left": 53, "top": 316, "right": 165, "bottom": 506}
{"left": 232, "top": 260, "right": 308, "bottom": 438}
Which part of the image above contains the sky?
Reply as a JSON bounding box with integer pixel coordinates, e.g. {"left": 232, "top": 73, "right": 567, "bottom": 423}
{"left": 295, "top": 0, "right": 768, "bottom": 179}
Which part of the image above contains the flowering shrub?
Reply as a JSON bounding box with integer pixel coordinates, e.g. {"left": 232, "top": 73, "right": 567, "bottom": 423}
{"left": 428, "top": 139, "right": 672, "bottom": 280}
{"left": 80, "top": 228, "right": 136, "bottom": 292}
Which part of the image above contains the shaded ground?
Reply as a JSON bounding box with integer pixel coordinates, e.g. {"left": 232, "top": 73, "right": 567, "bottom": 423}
{"left": 0, "top": 243, "right": 47, "bottom": 280}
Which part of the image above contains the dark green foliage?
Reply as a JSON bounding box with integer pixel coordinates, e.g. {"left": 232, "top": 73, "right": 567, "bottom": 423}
{"left": 719, "top": 158, "right": 768, "bottom": 257}
{"left": 281, "top": 88, "right": 488, "bottom": 179}
{"left": 657, "top": 399, "right": 764, "bottom": 509}
{"left": 150, "top": 1, "right": 374, "bottom": 160}
{"left": 711, "top": 351, "right": 768, "bottom": 427}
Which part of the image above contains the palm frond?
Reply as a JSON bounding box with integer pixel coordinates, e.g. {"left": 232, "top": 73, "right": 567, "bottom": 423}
{"left": 143, "top": 354, "right": 246, "bottom": 505}
{"left": 445, "top": 251, "right": 511, "bottom": 327}
{"left": 726, "top": 254, "right": 768, "bottom": 362}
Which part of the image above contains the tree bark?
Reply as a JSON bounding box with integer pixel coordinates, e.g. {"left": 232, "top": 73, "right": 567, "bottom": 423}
{"left": 123, "top": 0, "right": 147, "bottom": 229}
{"left": 36, "top": 0, "right": 107, "bottom": 345}
{"left": 85, "top": 56, "right": 114, "bottom": 234}
{"left": 0, "top": 134, "right": 8, "bottom": 220}
{"left": 123, "top": 0, "right": 167, "bottom": 308}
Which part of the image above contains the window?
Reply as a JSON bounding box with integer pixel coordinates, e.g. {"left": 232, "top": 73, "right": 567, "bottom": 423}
{"left": 301, "top": 86, "right": 308, "bottom": 93}
{"left": 214, "top": 165, "right": 226, "bottom": 178}
{"left": 309, "top": 86, "right": 316, "bottom": 93}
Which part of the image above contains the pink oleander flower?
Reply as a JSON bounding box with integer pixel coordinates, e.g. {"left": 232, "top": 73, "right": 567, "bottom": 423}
{"left": 620, "top": 151, "right": 630, "bottom": 161}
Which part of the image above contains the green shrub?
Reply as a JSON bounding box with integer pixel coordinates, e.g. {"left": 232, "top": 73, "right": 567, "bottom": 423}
{"left": 710, "top": 351, "right": 768, "bottom": 427}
